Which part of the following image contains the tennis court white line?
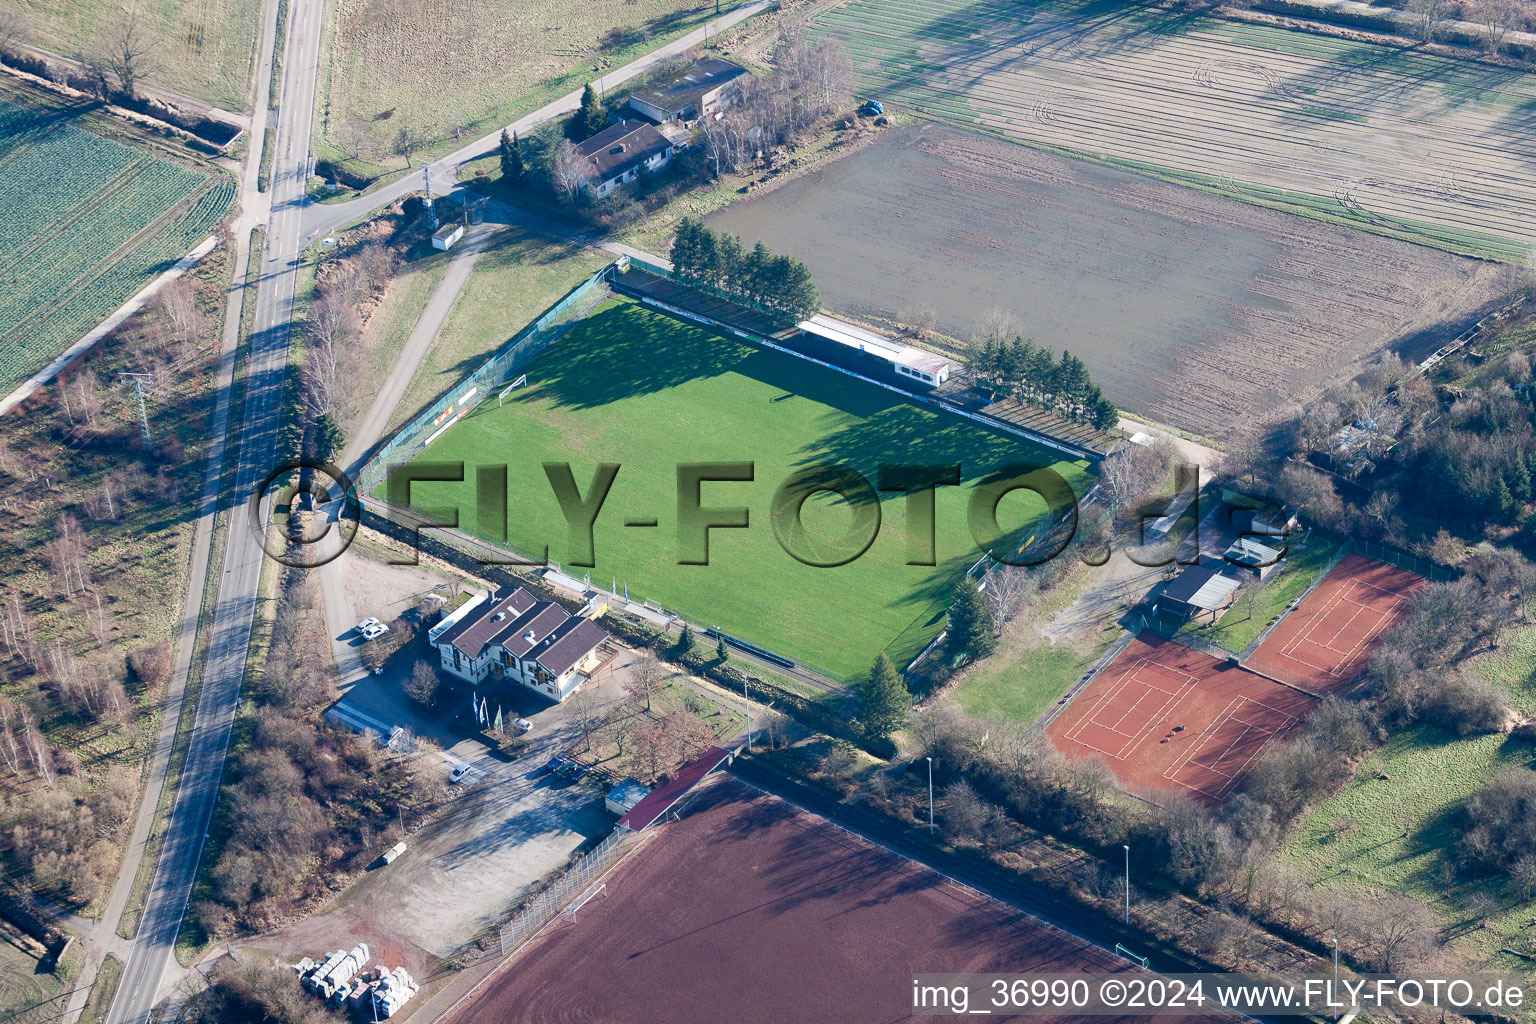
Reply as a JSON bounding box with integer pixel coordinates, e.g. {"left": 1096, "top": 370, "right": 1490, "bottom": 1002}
{"left": 1276, "top": 580, "right": 1405, "bottom": 676}
{"left": 1065, "top": 659, "right": 1197, "bottom": 761}
{"left": 1163, "top": 697, "right": 1298, "bottom": 799}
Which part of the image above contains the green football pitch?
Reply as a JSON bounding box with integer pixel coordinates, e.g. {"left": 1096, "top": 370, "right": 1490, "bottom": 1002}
{"left": 384, "top": 298, "right": 1094, "bottom": 682}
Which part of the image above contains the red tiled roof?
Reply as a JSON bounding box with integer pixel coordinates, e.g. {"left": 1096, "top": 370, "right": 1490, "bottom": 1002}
{"left": 617, "top": 745, "right": 731, "bottom": 831}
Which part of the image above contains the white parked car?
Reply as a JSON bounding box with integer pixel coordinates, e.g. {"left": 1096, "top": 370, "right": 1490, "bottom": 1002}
{"left": 514, "top": 718, "right": 533, "bottom": 735}
{"left": 449, "top": 762, "right": 471, "bottom": 784}
{"left": 358, "top": 618, "right": 390, "bottom": 641}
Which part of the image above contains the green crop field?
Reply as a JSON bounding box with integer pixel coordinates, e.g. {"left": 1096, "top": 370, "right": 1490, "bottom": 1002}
{"left": 0, "top": 97, "right": 234, "bottom": 396}
{"left": 382, "top": 298, "right": 1093, "bottom": 681}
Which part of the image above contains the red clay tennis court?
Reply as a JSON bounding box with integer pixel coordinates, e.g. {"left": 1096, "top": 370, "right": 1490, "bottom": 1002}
{"left": 1046, "top": 635, "right": 1316, "bottom": 804}
{"left": 449, "top": 776, "right": 1183, "bottom": 1024}
{"left": 1245, "top": 554, "right": 1424, "bottom": 693}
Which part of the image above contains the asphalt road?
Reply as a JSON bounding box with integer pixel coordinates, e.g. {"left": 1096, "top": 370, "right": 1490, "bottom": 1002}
{"left": 299, "top": 0, "right": 773, "bottom": 243}
{"left": 104, "top": 5, "right": 781, "bottom": 1018}
{"left": 103, "top": 0, "right": 325, "bottom": 1018}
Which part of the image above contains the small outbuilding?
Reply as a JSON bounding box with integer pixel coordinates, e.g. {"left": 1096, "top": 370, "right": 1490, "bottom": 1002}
{"left": 432, "top": 223, "right": 464, "bottom": 251}
{"left": 1156, "top": 565, "right": 1242, "bottom": 625}
{"left": 1222, "top": 489, "right": 1298, "bottom": 538}
{"left": 605, "top": 777, "right": 651, "bottom": 816}
{"left": 1224, "top": 536, "right": 1285, "bottom": 581}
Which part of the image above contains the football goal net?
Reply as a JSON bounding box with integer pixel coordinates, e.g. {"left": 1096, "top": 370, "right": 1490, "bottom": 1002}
{"left": 499, "top": 373, "right": 529, "bottom": 406}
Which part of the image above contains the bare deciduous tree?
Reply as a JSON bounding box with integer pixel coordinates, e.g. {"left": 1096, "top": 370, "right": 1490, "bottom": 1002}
{"left": 569, "top": 685, "right": 602, "bottom": 752}
{"left": 1474, "top": 0, "right": 1520, "bottom": 52}
{"left": 44, "top": 514, "right": 91, "bottom": 594}
{"left": 624, "top": 649, "right": 662, "bottom": 711}
{"left": 392, "top": 123, "right": 426, "bottom": 167}
{"left": 981, "top": 563, "right": 1033, "bottom": 624}
{"left": 899, "top": 304, "right": 938, "bottom": 341}
{"left": 93, "top": 10, "right": 158, "bottom": 99}
{"left": 551, "top": 139, "right": 589, "bottom": 199}
{"left": 1406, "top": 0, "right": 1445, "bottom": 40}
{"left": 404, "top": 661, "right": 439, "bottom": 707}
{"left": 0, "top": 10, "right": 26, "bottom": 55}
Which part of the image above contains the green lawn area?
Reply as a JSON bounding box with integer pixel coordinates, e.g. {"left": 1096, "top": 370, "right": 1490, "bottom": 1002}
{"left": 336, "top": 244, "right": 453, "bottom": 439}
{"left": 384, "top": 297, "right": 1094, "bottom": 681}
{"left": 952, "top": 566, "right": 1112, "bottom": 726}
{"left": 388, "top": 227, "right": 606, "bottom": 434}
{"left": 1185, "top": 532, "right": 1342, "bottom": 654}
{"left": 954, "top": 634, "right": 1102, "bottom": 725}
{"left": 1283, "top": 624, "right": 1536, "bottom": 964}
{"left": 81, "top": 953, "right": 122, "bottom": 1024}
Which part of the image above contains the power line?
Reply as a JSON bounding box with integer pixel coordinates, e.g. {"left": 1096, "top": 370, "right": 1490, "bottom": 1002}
{"left": 118, "top": 372, "right": 154, "bottom": 448}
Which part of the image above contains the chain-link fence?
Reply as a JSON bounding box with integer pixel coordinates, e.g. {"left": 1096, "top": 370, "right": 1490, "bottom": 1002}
{"left": 497, "top": 828, "right": 639, "bottom": 958}
{"left": 1345, "top": 536, "right": 1454, "bottom": 583}
{"left": 356, "top": 263, "right": 615, "bottom": 496}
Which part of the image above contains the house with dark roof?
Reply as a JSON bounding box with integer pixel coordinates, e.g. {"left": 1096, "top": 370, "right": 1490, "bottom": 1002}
{"left": 574, "top": 120, "right": 678, "bottom": 199}
{"left": 627, "top": 56, "right": 749, "bottom": 125}
{"left": 429, "top": 585, "right": 608, "bottom": 701}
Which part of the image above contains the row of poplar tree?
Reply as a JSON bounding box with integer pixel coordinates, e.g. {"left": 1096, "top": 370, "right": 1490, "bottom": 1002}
{"left": 669, "top": 218, "right": 821, "bottom": 326}
{"left": 968, "top": 336, "right": 1119, "bottom": 430}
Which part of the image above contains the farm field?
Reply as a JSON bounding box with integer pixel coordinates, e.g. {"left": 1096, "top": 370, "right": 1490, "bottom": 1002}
{"left": 314, "top": 0, "right": 747, "bottom": 174}
{"left": 380, "top": 296, "right": 1093, "bottom": 682}
{"left": 706, "top": 124, "right": 1502, "bottom": 439}
{"left": 1283, "top": 625, "right": 1536, "bottom": 965}
{"left": 0, "top": 0, "right": 262, "bottom": 110}
{"left": 0, "top": 97, "right": 234, "bottom": 397}
{"left": 449, "top": 776, "right": 1149, "bottom": 1024}
{"left": 810, "top": 0, "right": 1536, "bottom": 262}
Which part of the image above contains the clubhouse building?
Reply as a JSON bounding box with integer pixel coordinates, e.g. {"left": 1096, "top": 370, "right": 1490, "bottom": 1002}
{"left": 429, "top": 585, "right": 608, "bottom": 701}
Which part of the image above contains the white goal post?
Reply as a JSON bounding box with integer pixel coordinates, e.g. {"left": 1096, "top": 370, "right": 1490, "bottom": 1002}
{"left": 563, "top": 882, "right": 606, "bottom": 920}
{"left": 498, "top": 373, "right": 528, "bottom": 406}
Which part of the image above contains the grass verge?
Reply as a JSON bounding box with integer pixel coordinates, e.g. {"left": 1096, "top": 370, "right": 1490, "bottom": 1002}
{"left": 80, "top": 954, "right": 122, "bottom": 1024}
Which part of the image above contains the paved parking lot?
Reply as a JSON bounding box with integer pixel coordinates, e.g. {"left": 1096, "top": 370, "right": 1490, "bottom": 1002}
{"left": 317, "top": 631, "right": 640, "bottom": 957}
